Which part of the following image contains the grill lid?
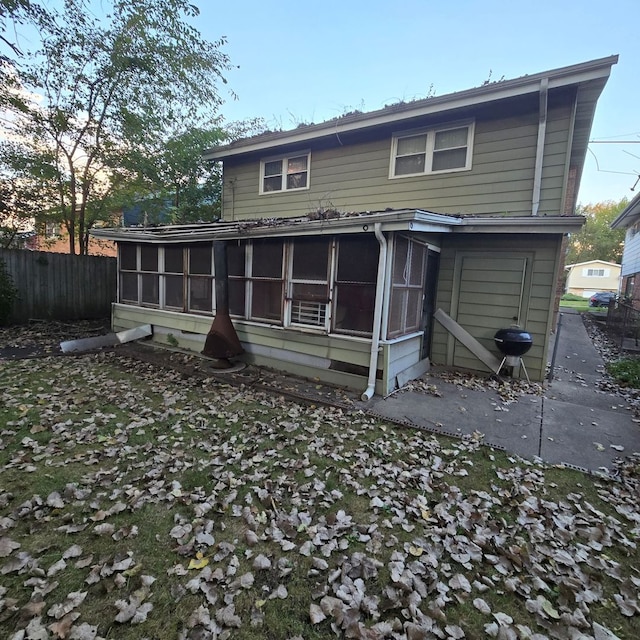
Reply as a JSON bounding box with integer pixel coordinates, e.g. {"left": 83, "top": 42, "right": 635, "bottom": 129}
{"left": 494, "top": 326, "right": 533, "bottom": 357}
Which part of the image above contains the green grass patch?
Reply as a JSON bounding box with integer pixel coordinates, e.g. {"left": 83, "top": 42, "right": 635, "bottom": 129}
{"left": 607, "top": 357, "right": 640, "bottom": 388}
{"left": 1, "top": 348, "right": 639, "bottom": 638}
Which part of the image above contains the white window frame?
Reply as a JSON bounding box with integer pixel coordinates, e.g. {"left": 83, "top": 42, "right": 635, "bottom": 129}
{"left": 583, "top": 268, "right": 607, "bottom": 277}
{"left": 259, "top": 151, "right": 311, "bottom": 194}
{"left": 389, "top": 120, "right": 474, "bottom": 179}
{"left": 187, "top": 245, "right": 216, "bottom": 314}
{"left": 118, "top": 244, "right": 215, "bottom": 314}
{"left": 285, "top": 238, "right": 334, "bottom": 331}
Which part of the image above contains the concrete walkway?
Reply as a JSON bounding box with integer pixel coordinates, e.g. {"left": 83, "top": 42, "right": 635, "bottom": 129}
{"left": 363, "top": 309, "right": 640, "bottom": 473}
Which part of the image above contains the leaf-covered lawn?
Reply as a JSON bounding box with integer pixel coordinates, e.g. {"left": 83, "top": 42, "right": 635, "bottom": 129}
{"left": 0, "top": 347, "right": 639, "bottom": 639}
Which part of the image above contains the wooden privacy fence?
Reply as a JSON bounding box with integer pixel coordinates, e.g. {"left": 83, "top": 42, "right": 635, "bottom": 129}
{"left": 0, "top": 249, "right": 116, "bottom": 323}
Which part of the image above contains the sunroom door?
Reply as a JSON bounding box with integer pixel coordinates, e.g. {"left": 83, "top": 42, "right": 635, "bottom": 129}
{"left": 421, "top": 248, "right": 440, "bottom": 359}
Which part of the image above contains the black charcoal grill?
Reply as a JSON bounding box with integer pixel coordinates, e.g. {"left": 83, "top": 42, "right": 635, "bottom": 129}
{"left": 494, "top": 326, "right": 533, "bottom": 381}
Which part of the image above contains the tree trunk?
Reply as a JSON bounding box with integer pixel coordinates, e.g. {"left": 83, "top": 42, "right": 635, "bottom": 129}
{"left": 67, "top": 220, "right": 76, "bottom": 254}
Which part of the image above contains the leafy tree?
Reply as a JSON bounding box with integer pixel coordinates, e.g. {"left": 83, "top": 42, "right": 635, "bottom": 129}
{"left": 126, "top": 118, "right": 264, "bottom": 225}
{"left": 566, "top": 199, "right": 627, "bottom": 265}
{"left": 125, "top": 127, "right": 226, "bottom": 225}
{"left": 0, "top": 0, "right": 233, "bottom": 254}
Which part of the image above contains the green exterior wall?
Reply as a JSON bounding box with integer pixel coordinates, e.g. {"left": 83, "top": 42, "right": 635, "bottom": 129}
{"left": 111, "top": 303, "right": 423, "bottom": 395}
{"left": 221, "top": 104, "right": 571, "bottom": 222}
{"left": 430, "top": 234, "right": 561, "bottom": 381}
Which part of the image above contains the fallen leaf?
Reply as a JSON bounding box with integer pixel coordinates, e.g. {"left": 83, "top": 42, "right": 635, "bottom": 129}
{"left": 188, "top": 552, "right": 209, "bottom": 570}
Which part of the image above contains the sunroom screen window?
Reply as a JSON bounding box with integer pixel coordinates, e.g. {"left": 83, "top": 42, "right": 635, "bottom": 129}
{"left": 250, "top": 239, "right": 283, "bottom": 322}
{"left": 120, "top": 244, "right": 137, "bottom": 271}
{"left": 334, "top": 236, "right": 378, "bottom": 335}
{"left": 388, "top": 237, "right": 426, "bottom": 338}
{"left": 164, "top": 246, "right": 184, "bottom": 309}
{"left": 188, "top": 245, "right": 213, "bottom": 312}
{"left": 228, "top": 243, "right": 246, "bottom": 316}
{"left": 140, "top": 246, "right": 159, "bottom": 305}
{"left": 290, "top": 238, "right": 329, "bottom": 327}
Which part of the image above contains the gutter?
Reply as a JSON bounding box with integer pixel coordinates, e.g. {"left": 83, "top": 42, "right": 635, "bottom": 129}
{"left": 531, "top": 78, "right": 548, "bottom": 216}
{"left": 361, "top": 223, "right": 387, "bottom": 401}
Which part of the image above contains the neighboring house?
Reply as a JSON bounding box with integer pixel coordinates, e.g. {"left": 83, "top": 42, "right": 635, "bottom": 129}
{"left": 30, "top": 222, "right": 117, "bottom": 257}
{"left": 564, "top": 260, "right": 620, "bottom": 297}
{"left": 92, "top": 56, "right": 616, "bottom": 396}
{"left": 611, "top": 192, "right": 640, "bottom": 307}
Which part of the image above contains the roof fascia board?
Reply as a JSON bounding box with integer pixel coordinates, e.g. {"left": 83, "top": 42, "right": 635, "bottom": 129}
{"left": 205, "top": 56, "right": 617, "bottom": 161}
{"left": 565, "top": 259, "right": 621, "bottom": 268}
{"left": 611, "top": 192, "right": 640, "bottom": 229}
{"left": 455, "top": 216, "right": 585, "bottom": 234}
{"left": 91, "top": 213, "right": 583, "bottom": 244}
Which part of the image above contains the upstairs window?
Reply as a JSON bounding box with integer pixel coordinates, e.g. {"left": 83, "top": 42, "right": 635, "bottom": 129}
{"left": 260, "top": 153, "right": 310, "bottom": 193}
{"left": 390, "top": 122, "right": 474, "bottom": 177}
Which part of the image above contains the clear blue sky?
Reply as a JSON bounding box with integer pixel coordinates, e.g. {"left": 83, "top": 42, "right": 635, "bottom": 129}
{"left": 195, "top": 0, "right": 640, "bottom": 207}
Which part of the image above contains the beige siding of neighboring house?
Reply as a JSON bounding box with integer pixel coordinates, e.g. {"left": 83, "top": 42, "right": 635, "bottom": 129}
{"left": 565, "top": 260, "right": 620, "bottom": 296}
{"left": 430, "top": 234, "right": 561, "bottom": 381}
{"left": 221, "top": 105, "right": 571, "bottom": 221}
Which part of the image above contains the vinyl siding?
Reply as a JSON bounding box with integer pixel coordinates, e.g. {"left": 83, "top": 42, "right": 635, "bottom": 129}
{"left": 430, "top": 234, "right": 561, "bottom": 381}
{"left": 621, "top": 230, "right": 640, "bottom": 278}
{"left": 385, "top": 335, "right": 424, "bottom": 393}
{"left": 222, "top": 105, "right": 571, "bottom": 221}
{"left": 111, "top": 303, "right": 391, "bottom": 392}
{"left": 565, "top": 260, "right": 620, "bottom": 295}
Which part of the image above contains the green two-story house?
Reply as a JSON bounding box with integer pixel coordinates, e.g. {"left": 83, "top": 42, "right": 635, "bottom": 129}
{"left": 93, "top": 56, "right": 617, "bottom": 397}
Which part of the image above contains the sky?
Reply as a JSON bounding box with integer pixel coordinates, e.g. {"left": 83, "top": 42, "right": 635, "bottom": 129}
{"left": 193, "top": 0, "right": 640, "bottom": 207}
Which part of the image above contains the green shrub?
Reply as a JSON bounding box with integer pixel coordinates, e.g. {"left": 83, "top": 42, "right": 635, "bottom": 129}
{"left": 561, "top": 293, "right": 585, "bottom": 301}
{"left": 0, "top": 258, "right": 18, "bottom": 325}
{"left": 607, "top": 358, "right": 640, "bottom": 388}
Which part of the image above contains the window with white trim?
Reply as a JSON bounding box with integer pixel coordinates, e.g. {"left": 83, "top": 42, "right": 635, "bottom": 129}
{"left": 228, "top": 242, "right": 247, "bottom": 317}
{"left": 188, "top": 245, "right": 214, "bottom": 312}
{"left": 260, "top": 153, "right": 310, "bottom": 193}
{"left": 288, "top": 238, "right": 331, "bottom": 328}
{"left": 333, "top": 236, "right": 378, "bottom": 335}
{"left": 118, "top": 244, "right": 214, "bottom": 313}
{"left": 249, "top": 239, "right": 284, "bottom": 322}
{"left": 390, "top": 122, "right": 474, "bottom": 177}
{"left": 388, "top": 236, "right": 426, "bottom": 338}
{"left": 139, "top": 245, "right": 160, "bottom": 306}
{"left": 584, "top": 268, "right": 607, "bottom": 277}
{"left": 164, "top": 246, "right": 184, "bottom": 309}
{"left": 227, "top": 236, "right": 379, "bottom": 337}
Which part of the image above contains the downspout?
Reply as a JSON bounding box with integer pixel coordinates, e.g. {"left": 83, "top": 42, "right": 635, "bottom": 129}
{"left": 531, "top": 77, "right": 548, "bottom": 216}
{"left": 361, "top": 223, "right": 387, "bottom": 401}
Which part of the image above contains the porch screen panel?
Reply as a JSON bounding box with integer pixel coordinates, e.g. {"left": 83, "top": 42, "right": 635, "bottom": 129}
{"left": 140, "top": 245, "right": 159, "bottom": 305}
{"left": 388, "top": 237, "right": 426, "bottom": 338}
{"left": 228, "top": 242, "right": 246, "bottom": 316}
{"left": 164, "top": 246, "right": 184, "bottom": 309}
{"left": 188, "top": 245, "right": 214, "bottom": 312}
{"left": 334, "top": 236, "right": 379, "bottom": 335}
{"left": 290, "top": 237, "right": 330, "bottom": 327}
{"left": 119, "top": 244, "right": 139, "bottom": 303}
{"left": 250, "top": 239, "right": 283, "bottom": 322}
